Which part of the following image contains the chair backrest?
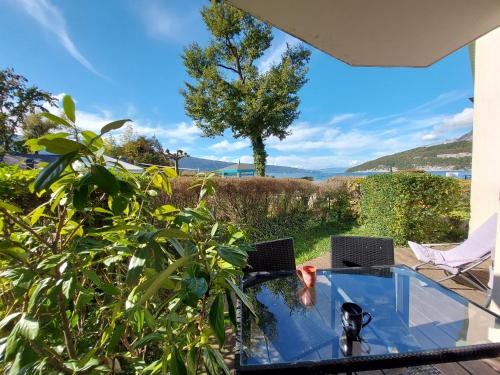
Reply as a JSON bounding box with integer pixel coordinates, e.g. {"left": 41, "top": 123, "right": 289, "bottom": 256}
{"left": 441, "top": 213, "right": 497, "bottom": 268}
{"left": 330, "top": 236, "right": 394, "bottom": 268}
{"left": 246, "top": 238, "right": 296, "bottom": 273}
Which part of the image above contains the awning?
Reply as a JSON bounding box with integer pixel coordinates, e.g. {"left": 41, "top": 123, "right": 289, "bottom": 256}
{"left": 228, "top": 0, "right": 500, "bottom": 67}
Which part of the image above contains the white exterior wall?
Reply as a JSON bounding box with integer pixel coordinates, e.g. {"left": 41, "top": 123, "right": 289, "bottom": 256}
{"left": 471, "top": 28, "right": 500, "bottom": 313}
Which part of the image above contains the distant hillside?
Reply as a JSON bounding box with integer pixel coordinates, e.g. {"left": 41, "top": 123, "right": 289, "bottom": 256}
{"left": 179, "top": 156, "right": 316, "bottom": 175}
{"left": 347, "top": 133, "right": 472, "bottom": 172}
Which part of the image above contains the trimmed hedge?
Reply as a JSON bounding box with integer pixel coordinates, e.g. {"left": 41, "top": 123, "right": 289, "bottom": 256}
{"left": 360, "top": 172, "right": 467, "bottom": 245}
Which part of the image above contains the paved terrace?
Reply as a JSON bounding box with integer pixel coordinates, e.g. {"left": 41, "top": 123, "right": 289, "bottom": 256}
{"left": 221, "top": 247, "right": 500, "bottom": 375}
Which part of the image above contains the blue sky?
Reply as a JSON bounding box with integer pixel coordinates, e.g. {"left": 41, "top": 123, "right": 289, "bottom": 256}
{"left": 0, "top": 0, "right": 474, "bottom": 170}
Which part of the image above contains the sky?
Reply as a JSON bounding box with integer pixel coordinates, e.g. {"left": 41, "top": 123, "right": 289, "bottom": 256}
{"left": 0, "top": 0, "right": 474, "bottom": 170}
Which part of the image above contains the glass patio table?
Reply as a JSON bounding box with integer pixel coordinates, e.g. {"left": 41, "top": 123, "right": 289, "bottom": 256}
{"left": 237, "top": 265, "right": 500, "bottom": 374}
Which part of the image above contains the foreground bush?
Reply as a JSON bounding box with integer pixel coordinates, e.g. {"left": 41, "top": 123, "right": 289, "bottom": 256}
{"left": 360, "top": 172, "right": 467, "bottom": 245}
{"left": 0, "top": 96, "right": 250, "bottom": 374}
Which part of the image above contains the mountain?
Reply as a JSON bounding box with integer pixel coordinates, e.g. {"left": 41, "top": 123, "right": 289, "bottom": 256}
{"left": 347, "top": 132, "right": 472, "bottom": 172}
{"left": 179, "top": 156, "right": 316, "bottom": 175}
{"left": 319, "top": 167, "right": 347, "bottom": 173}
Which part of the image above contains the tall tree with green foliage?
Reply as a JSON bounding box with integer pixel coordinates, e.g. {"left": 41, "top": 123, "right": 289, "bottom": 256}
{"left": 0, "top": 68, "right": 54, "bottom": 153}
{"left": 182, "top": 2, "right": 310, "bottom": 176}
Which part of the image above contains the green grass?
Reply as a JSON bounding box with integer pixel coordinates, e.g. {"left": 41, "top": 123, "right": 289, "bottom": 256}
{"left": 292, "top": 222, "right": 374, "bottom": 264}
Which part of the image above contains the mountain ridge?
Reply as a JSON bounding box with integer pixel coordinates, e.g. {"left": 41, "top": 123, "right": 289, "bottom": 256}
{"left": 347, "top": 131, "right": 472, "bottom": 172}
{"left": 179, "top": 156, "right": 317, "bottom": 174}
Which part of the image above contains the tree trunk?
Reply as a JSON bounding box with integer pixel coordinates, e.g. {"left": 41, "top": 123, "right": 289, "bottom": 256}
{"left": 174, "top": 159, "right": 179, "bottom": 175}
{"left": 251, "top": 135, "right": 267, "bottom": 177}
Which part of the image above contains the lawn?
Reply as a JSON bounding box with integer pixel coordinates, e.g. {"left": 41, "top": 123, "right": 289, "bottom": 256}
{"left": 292, "top": 221, "right": 375, "bottom": 264}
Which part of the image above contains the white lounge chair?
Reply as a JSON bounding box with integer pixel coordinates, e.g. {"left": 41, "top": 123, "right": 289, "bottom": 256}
{"left": 409, "top": 213, "right": 497, "bottom": 292}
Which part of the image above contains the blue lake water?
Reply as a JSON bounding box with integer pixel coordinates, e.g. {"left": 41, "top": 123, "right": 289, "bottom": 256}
{"left": 268, "top": 170, "right": 472, "bottom": 181}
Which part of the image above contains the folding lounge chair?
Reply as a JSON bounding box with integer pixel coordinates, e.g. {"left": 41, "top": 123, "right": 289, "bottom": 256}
{"left": 409, "top": 213, "right": 497, "bottom": 291}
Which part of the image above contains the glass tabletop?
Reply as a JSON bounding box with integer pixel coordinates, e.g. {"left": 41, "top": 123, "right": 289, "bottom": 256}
{"left": 240, "top": 265, "right": 500, "bottom": 371}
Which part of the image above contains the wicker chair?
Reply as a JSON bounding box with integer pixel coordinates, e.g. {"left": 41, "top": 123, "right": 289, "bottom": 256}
{"left": 245, "top": 237, "right": 296, "bottom": 273}
{"left": 330, "top": 236, "right": 394, "bottom": 268}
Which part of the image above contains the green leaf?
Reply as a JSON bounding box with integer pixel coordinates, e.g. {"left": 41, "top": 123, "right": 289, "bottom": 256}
{"left": 4, "top": 327, "right": 21, "bottom": 361}
{"left": 0, "top": 312, "right": 22, "bottom": 330}
{"left": 73, "top": 183, "right": 89, "bottom": 211}
{"left": 110, "top": 195, "right": 128, "bottom": 215}
{"left": 155, "top": 228, "right": 191, "bottom": 240}
{"left": 17, "top": 315, "right": 39, "bottom": 340}
{"left": 140, "top": 256, "right": 191, "bottom": 304}
{"left": 217, "top": 245, "right": 247, "bottom": 267}
{"left": 63, "top": 95, "right": 76, "bottom": 122}
{"left": 90, "top": 164, "right": 119, "bottom": 196}
{"left": 153, "top": 204, "right": 179, "bottom": 218}
{"left": 211, "top": 222, "right": 219, "bottom": 237}
{"left": 34, "top": 151, "right": 78, "bottom": 192}
{"left": 107, "top": 324, "right": 125, "bottom": 352}
{"left": 0, "top": 201, "right": 22, "bottom": 213}
{"left": 170, "top": 347, "right": 188, "bottom": 375}
{"left": 40, "top": 112, "right": 71, "bottom": 127}
{"left": 0, "top": 241, "right": 27, "bottom": 261}
{"left": 126, "top": 248, "right": 147, "bottom": 286}
{"left": 81, "top": 130, "right": 103, "bottom": 149}
{"left": 83, "top": 270, "right": 121, "bottom": 296}
{"left": 100, "top": 119, "right": 131, "bottom": 135}
{"left": 181, "top": 275, "right": 208, "bottom": 307}
{"left": 209, "top": 294, "right": 225, "bottom": 347}
{"left": 225, "top": 278, "right": 257, "bottom": 318}
{"left": 225, "top": 290, "right": 237, "bottom": 328}
{"left": 131, "top": 333, "right": 163, "bottom": 349}
{"left": 62, "top": 276, "right": 75, "bottom": 300}
{"left": 203, "top": 347, "right": 230, "bottom": 375}
{"left": 37, "top": 138, "right": 83, "bottom": 155}
{"left": 27, "top": 278, "right": 51, "bottom": 313}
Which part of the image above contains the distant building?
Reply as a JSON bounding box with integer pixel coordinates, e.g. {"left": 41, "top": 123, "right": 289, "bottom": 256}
{"left": 217, "top": 162, "right": 255, "bottom": 178}
{"left": 2, "top": 153, "right": 144, "bottom": 174}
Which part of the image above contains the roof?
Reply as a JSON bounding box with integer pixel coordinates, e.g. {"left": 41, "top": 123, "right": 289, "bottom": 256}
{"left": 218, "top": 163, "right": 255, "bottom": 172}
{"left": 229, "top": 0, "right": 500, "bottom": 67}
{"left": 3, "top": 153, "right": 144, "bottom": 174}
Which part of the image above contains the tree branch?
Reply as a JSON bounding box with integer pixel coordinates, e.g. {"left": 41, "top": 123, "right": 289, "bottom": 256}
{"left": 30, "top": 341, "right": 73, "bottom": 375}
{"left": 217, "top": 63, "right": 240, "bottom": 75}
{"left": 57, "top": 291, "right": 77, "bottom": 359}
{"left": 0, "top": 208, "right": 52, "bottom": 250}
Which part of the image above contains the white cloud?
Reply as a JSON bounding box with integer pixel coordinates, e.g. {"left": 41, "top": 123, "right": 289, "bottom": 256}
{"left": 135, "top": 1, "right": 199, "bottom": 43}
{"left": 210, "top": 139, "right": 250, "bottom": 152}
{"left": 420, "top": 107, "right": 473, "bottom": 141}
{"left": 15, "top": 0, "right": 103, "bottom": 78}
{"left": 327, "top": 113, "right": 359, "bottom": 125}
{"left": 258, "top": 35, "right": 301, "bottom": 72}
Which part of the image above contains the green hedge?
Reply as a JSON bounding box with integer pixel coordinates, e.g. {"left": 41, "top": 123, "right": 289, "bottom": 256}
{"left": 360, "top": 172, "right": 467, "bottom": 245}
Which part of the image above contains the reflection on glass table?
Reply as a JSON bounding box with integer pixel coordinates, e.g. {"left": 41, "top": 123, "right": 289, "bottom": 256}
{"left": 239, "top": 266, "right": 500, "bottom": 373}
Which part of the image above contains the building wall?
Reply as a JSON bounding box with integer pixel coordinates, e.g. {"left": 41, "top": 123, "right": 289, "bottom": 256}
{"left": 471, "top": 27, "right": 500, "bottom": 313}
{"left": 470, "top": 28, "right": 500, "bottom": 232}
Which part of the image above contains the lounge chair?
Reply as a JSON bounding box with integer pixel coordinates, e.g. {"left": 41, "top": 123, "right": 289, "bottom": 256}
{"left": 409, "top": 213, "right": 497, "bottom": 291}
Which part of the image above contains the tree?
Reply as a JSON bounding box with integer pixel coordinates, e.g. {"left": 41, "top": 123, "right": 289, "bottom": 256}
{"left": 165, "top": 149, "right": 188, "bottom": 174}
{"left": 182, "top": 2, "right": 310, "bottom": 176}
{"left": 22, "top": 113, "right": 60, "bottom": 140}
{"left": 110, "top": 134, "right": 171, "bottom": 166}
{"left": 0, "top": 68, "right": 55, "bottom": 153}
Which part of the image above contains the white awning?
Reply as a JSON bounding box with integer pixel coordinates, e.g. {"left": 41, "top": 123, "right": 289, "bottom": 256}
{"left": 228, "top": 0, "right": 500, "bottom": 67}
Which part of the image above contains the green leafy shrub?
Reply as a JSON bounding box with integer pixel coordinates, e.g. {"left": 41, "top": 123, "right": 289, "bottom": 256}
{"left": 360, "top": 172, "right": 466, "bottom": 245}
{"left": 0, "top": 95, "right": 252, "bottom": 374}
{"left": 0, "top": 165, "right": 40, "bottom": 211}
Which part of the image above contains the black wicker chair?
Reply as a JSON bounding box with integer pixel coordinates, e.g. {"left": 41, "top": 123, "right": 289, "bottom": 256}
{"left": 245, "top": 237, "right": 296, "bottom": 273}
{"left": 330, "top": 236, "right": 394, "bottom": 268}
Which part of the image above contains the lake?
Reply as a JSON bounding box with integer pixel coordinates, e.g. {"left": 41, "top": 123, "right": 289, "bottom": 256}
{"left": 268, "top": 170, "right": 472, "bottom": 181}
